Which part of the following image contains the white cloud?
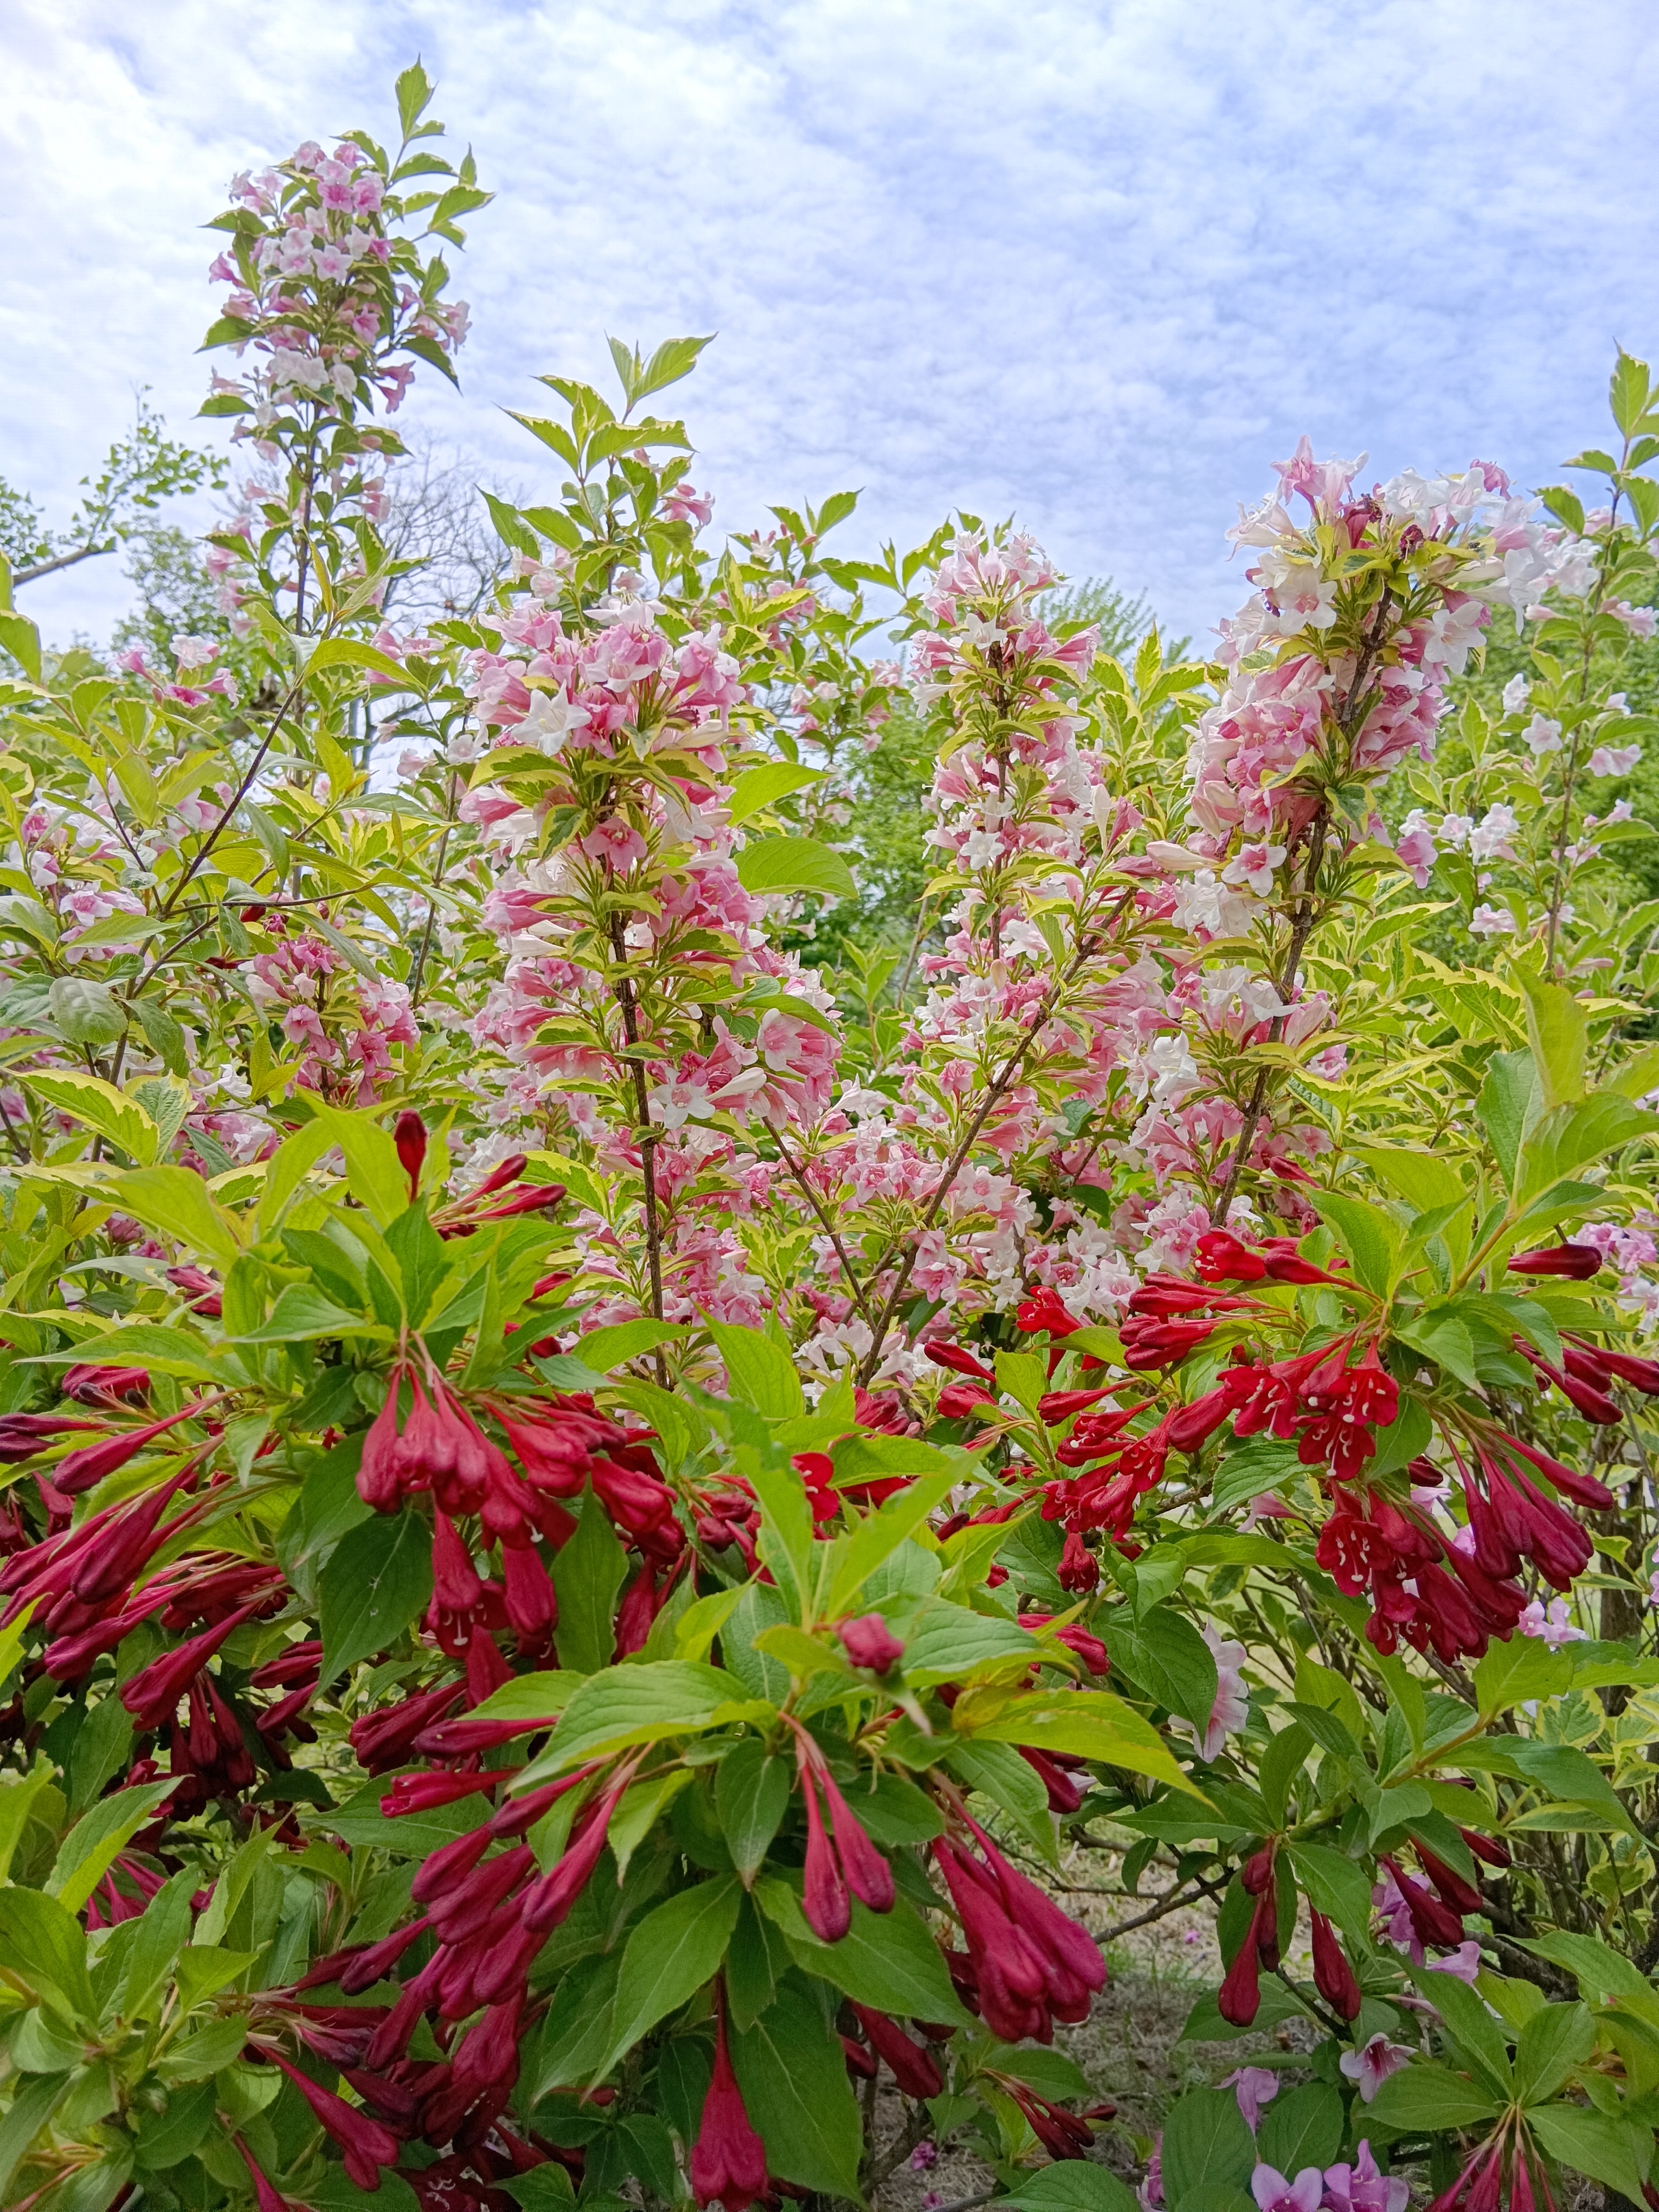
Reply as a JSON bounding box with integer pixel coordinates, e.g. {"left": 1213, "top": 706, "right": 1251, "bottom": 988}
{"left": 5, "top": 0, "right": 1658, "bottom": 646}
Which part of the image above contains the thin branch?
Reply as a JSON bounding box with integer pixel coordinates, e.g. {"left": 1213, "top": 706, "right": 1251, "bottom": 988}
{"left": 14, "top": 543, "right": 110, "bottom": 587}
{"left": 775, "top": 1133, "right": 876, "bottom": 1326}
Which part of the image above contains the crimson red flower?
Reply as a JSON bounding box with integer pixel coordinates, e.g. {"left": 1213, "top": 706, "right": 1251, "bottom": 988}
{"left": 395, "top": 1109, "right": 427, "bottom": 1199}
{"left": 838, "top": 1613, "right": 904, "bottom": 1674}
{"left": 850, "top": 2004, "right": 944, "bottom": 2098}
{"left": 1310, "top": 1908, "right": 1362, "bottom": 2021}
{"left": 692, "top": 1994, "right": 769, "bottom": 2212}
{"left": 925, "top": 1341, "right": 996, "bottom": 1383}
{"left": 1508, "top": 1242, "right": 1602, "bottom": 1279}
{"left": 1015, "top": 1287, "right": 1081, "bottom": 1337}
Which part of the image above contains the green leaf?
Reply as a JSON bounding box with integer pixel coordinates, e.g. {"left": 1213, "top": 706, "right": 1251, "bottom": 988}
{"left": 1517, "top": 1094, "right": 1659, "bottom": 1201}
{"left": 1517, "top": 1931, "right": 1650, "bottom": 2001}
{"left": 577, "top": 1318, "right": 689, "bottom": 1371}
{"left": 1103, "top": 1609, "right": 1218, "bottom": 1736}
{"left": 730, "top": 1969, "right": 864, "bottom": 2198}
{"left": 716, "top": 1739, "right": 791, "bottom": 1885}
{"left": 22, "top": 1071, "right": 159, "bottom": 1163}
{"left": 301, "top": 635, "right": 408, "bottom": 684}
{"left": 1257, "top": 2083, "right": 1343, "bottom": 2179}
{"left": 307, "top": 1102, "right": 411, "bottom": 1226}
{"left": 318, "top": 1507, "right": 434, "bottom": 1687}
{"left": 1477, "top": 1050, "right": 1544, "bottom": 1189}
{"left": 727, "top": 763, "right": 826, "bottom": 826}
{"left": 0, "top": 2073, "right": 72, "bottom": 2198}
{"left": 1473, "top": 1636, "right": 1571, "bottom": 1718}
{"left": 591, "top": 1876, "right": 743, "bottom": 2079}
{"left": 1610, "top": 347, "right": 1654, "bottom": 436}
{"left": 102, "top": 1165, "right": 242, "bottom": 1270}
{"left": 706, "top": 1320, "right": 805, "bottom": 1418}
{"left": 1503, "top": 1740, "right": 1645, "bottom": 1840}
{"left": 551, "top": 1490, "right": 629, "bottom": 1676}
{"left": 1513, "top": 2002, "right": 1593, "bottom": 2104}
{"left": 132, "top": 2078, "right": 216, "bottom": 2171}
{"left": 1160, "top": 2086, "right": 1255, "bottom": 2207}
{"left": 515, "top": 1661, "right": 761, "bottom": 1781}
{"left": 820, "top": 1463, "right": 962, "bottom": 1619}
{"left": 47, "top": 1779, "right": 175, "bottom": 1914}
{"left": 1364, "top": 2065, "right": 1501, "bottom": 2132}
{"left": 968, "top": 1687, "right": 1208, "bottom": 1799}
{"left": 0, "top": 610, "right": 42, "bottom": 683}
{"left": 1519, "top": 973, "right": 1587, "bottom": 1108}
{"left": 996, "top": 2168, "right": 1141, "bottom": 2212}
{"left": 0, "top": 1887, "right": 95, "bottom": 2022}
{"left": 232, "top": 1283, "right": 377, "bottom": 1342}
{"left": 734, "top": 836, "right": 855, "bottom": 901}
{"left": 0, "top": 1760, "right": 56, "bottom": 1886}
{"left": 1527, "top": 2101, "right": 1652, "bottom": 2202}
{"left": 1311, "top": 1189, "right": 1404, "bottom": 1295}
{"left": 1286, "top": 1842, "right": 1372, "bottom": 1943}
{"left": 1409, "top": 1965, "right": 1513, "bottom": 2095}
{"left": 754, "top": 1880, "right": 973, "bottom": 2025}
{"left": 482, "top": 490, "right": 542, "bottom": 559}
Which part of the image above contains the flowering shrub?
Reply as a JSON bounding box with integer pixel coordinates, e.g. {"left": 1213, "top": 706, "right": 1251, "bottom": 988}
{"left": 1, "top": 65, "right": 1658, "bottom": 2212}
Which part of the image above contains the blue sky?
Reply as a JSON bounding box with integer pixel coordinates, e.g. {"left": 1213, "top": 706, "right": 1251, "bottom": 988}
{"left": 7, "top": 0, "right": 1658, "bottom": 650}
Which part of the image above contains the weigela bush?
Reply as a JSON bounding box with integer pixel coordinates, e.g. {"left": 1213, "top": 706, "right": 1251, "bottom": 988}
{"left": 0, "top": 64, "right": 1657, "bottom": 2212}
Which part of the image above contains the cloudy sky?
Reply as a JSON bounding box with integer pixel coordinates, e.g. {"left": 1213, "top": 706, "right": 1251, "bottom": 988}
{"left": 5, "top": 0, "right": 1657, "bottom": 650}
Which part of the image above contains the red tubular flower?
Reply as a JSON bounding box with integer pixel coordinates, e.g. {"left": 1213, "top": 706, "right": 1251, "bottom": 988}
{"left": 817, "top": 1766, "right": 895, "bottom": 1913}
{"left": 488, "top": 1761, "right": 604, "bottom": 1839}
{"left": 349, "top": 1680, "right": 465, "bottom": 1774}
{"left": 800, "top": 1766, "right": 851, "bottom": 1941}
{"left": 1508, "top": 1242, "right": 1602, "bottom": 1279}
{"left": 926, "top": 1341, "right": 997, "bottom": 1384}
{"left": 1309, "top": 1909, "right": 1362, "bottom": 2021}
{"left": 120, "top": 1601, "right": 261, "bottom": 1731}
{"left": 842, "top": 2029, "right": 878, "bottom": 2079}
{"left": 1120, "top": 1316, "right": 1217, "bottom": 1370}
{"left": 838, "top": 1614, "right": 904, "bottom": 1674}
{"left": 1459, "top": 1826, "right": 1512, "bottom": 1870}
{"left": 1128, "top": 1275, "right": 1239, "bottom": 1316}
{"left": 501, "top": 1538, "right": 557, "bottom": 1651}
{"left": 1495, "top": 1432, "right": 1615, "bottom": 1512}
{"left": 851, "top": 2004, "right": 944, "bottom": 2098}
{"left": 427, "top": 1843, "right": 535, "bottom": 1946}
{"left": 1381, "top": 1856, "right": 1465, "bottom": 1949}
{"left": 692, "top": 1993, "right": 769, "bottom": 2212}
{"left": 52, "top": 1401, "right": 207, "bottom": 1496}
{"left": 337, "top": 1917, "right": 433, "bottom": 1997}
{"left": 0, "top": 1412, "right": 101, "bottom": 1463}
{"left": 63, "top": 1362, "right": 150, "bottom": 1404}
{"left": 1416, "top": 1843, "right": 1483, "bottom": 1917}
{"left": 410, "top": 1823, "right": 493, "bottom": 1906}
{"left": 1217, "top": 1894, "right": 1267, "bottom": 2026}
{"left": 1005, "top": 2079, "right": 1096, "bottom": 2160}
{"left": 1195, "top": 1230, "right": 1268, "bottom": 1282}
{"left": 395, "top": 1109, "right": 427, "bottom": 1199}
{"left": 166, "top": 1265, "right": 223, "bottom": 1316}
{"left": 936, "top": 1379, "right": 997, "bottom": 1418}
{"left": 1165, "top": 1389, "right": 1233, "bottom": 1452}
{"left": 414, "top": 1710, "right": 546, "bottom": 1759}
{"left": 381, "top": 1768, "right": 500, "bottom": 1819}
{"left": 934, "top": 1841, "right": 1050, "bottom": 2041}
{"left": 1037, "top": 1385, "right": 1122, "bottom": 1424}
{"left": 1057, "top": 1532, "right": 1099, "bottom": 1592}
{"left": 1020, "top": 1745, "right": 1083, "bottom": 1814}
{"left": 520, "top": 1770, "right": 634, "bottom": 1933}
{"left": 1015, "top": 1288, "right": 1081, "bottom": 1337}
{"left": 233, "top": 2133, "right": 294, "bottom": 2212}
{"left": 431, "top": 1510, "right": 485, "bottom": 1615}
{"left": 358, "top": 1373, "right": 411, "bottom": 1511}
{"left": 265, "top": 2049, "right": 403, "bottom": 2188}
{"left": 1568, "top": 1334, "right": 1659, "bottom": 1396}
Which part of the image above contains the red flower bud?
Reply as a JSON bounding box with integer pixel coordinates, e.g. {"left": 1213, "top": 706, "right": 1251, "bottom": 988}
{"left": 52, "top": 1401, "right": 205, "bottom": 1496}
{"left": 1309, "top": 1908, "right": 1362, "bottom": 2020}
{"left": 800, "top": 1767, "right": 851, "bottom": 1941}
{"left": 926, "top": 1341, "right": 997, "bottom": 1384}
{"left": 692, "top": 1997, "right": 769, "bottom": 2212}
{"left": 1416, "top": 1842, "right": 1482, "bottom": 1917}
{"left": 62, "top": 1362, "right": 149, "bottom": 1404}
{"left": 838, "top": 1613, "right": 904, "bottom": 1674}
{"left": 1217, "top": 1895, "right": 1266, "bottom": 2025}
{"left": 1508, "top": 1242, "right": 1602, "bottom": 1279}
{"left": 851, "top": 2003, "right": 944, "bottom": 2098}
{"left": 394, "top": 1109, "right": 427, "bottom": 1199}
{"left": 1195, "top": 1230, "right": 1268, "bottom": 1282}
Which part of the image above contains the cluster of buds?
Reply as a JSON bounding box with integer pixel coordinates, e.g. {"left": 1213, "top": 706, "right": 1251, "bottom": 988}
{"left": 1426, "top": 2117, "right": 1549, "bottom": 2212}
{"left": 394, "top": 1111, "right": 568, "bottom": 1239}
{"left": 934, "top": 1809, "right": 1107, "bottom": 2043}
{"left": 1221, "top": 1845, "right": 1365, "bottom": 2027}
{"left": 267, "top": 1761, "right": 639, "bottom": 2174}
{"left": 790, "top": 1722, "right": 897, "bottom": 1940}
